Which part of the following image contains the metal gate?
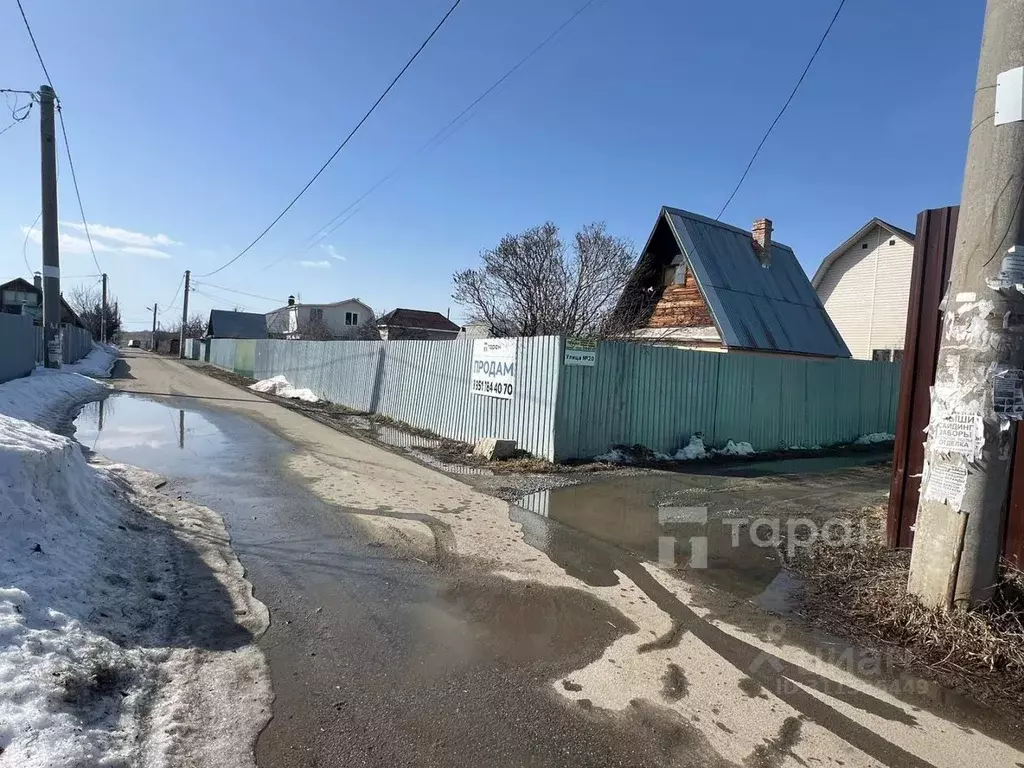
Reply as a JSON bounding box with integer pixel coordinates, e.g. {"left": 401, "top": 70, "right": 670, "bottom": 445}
{"left": 886, "top": 205, "right": 1024, "bottom": 566}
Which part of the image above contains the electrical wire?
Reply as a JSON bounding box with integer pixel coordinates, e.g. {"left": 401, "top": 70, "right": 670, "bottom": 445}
{"left": 21, "top": 210, "right": 41, "bottom": 275}
{"left": 159, "top": 273, "right": 186, "bottom": 314}
{"left": 715, "top": 0, "right": 847, "bottom": 220}
{"left": 191, "top": 281, "right": 287, "bottom": 303}
{"left": 15, "top": 0, "right": 54, "bottom": 88}
{"left": 295, "top": 0, "right": 602, "bottom": 260}
{"left": 191, "top": 288, "right": 256, "bottom": 313}
{"left": 198, "top": 0, "right": 464, "bottom": 278}
{"left": 15, "top": 0, "right": 104, "bottom": 274}
{"left": 56, "top": 106, "right": 102, "bottom": 274}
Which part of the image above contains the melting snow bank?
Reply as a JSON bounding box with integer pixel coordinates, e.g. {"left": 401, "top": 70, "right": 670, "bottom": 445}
{"left": 63, "top": 344, "right": 118, "bottom": 379}
{"left": 597, "top": 436, "right": 755, "bottom": 464}
{"left": 249, "top": 375, "right": 319, "bottom": 403}
{"left": 855, "top": 432, "right": 896, "bottom": 445}
{"left": 0, "top": 368, "right": 270, "bottom": 767}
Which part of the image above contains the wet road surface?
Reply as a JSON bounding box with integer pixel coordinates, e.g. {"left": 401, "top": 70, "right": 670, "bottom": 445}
{"left": 74, "top": 352, "right": 1024, "bottom": 768}
{"left": 74, "top": 393, "right": 729, "bottom": 766}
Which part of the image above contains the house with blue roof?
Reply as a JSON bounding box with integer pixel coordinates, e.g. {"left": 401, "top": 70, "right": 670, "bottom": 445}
{"left": 614, "top": 207, "right": 850, "bottom": 359}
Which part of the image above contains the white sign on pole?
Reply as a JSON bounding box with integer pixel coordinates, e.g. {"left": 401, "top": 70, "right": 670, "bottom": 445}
{"left": 470, "top": 338, "right": 517, "bottom": 399}
{"left": 564, "top": 338, "right": 597, "bottom": 367}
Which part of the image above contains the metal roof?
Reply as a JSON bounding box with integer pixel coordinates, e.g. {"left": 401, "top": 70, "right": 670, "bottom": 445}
{"left": 206, "top": 309, "right": 268, "bottom": 339}
{"left": 662, "top": 208, "right": 851, "bottom": 358}
{"left": 377, "top": 308, "right": 461, "bottom": 332}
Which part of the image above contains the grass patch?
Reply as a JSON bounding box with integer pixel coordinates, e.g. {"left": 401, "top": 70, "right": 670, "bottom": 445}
{"left": 789, "top": 505, "right": 1024, "bottom": 711}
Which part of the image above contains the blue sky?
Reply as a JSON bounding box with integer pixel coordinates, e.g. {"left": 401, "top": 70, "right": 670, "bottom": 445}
{"left": 0, "top": 0, "right": 984, "bottom": 329}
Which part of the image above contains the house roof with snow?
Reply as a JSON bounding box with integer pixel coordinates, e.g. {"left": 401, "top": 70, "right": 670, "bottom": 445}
{"left": 616, "top": 207, "right": 850, "bottom": 358}
{"left": 205, "top": 309, "right": 268, "bottom": 339}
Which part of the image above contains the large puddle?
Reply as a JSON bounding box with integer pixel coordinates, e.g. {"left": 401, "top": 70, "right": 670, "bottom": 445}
{"left": 75, "top": 396, "right": 228, "bottom": 477}
{"left": 512, "top": 460, "right": 890, "bottom": 606}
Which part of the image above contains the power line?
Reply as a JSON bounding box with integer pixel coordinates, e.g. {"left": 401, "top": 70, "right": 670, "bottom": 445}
{"left": 715, "top": 0, "right": 847, "bottom": 220}
{"left": 56, "top": 106, "right": 103, "bottom": 274}
{"left": 21, "top": 210, "right": 41, "bottom": 274}
{"left": 191, "top": 288, "right": 255, "bottom": 312}
{"left": 296, "top": 0, "right": 602, "bottom": 259}
{"left": 15, "top": 0, "right": 54, "bottom": 88}
{"left": 160, "top": 273, "right": 186, "bottom": 314}
{"left": 191, "top": 280, "right": 287, "bottom": 303}
{"left": 15, "top": 0, "right": 103, "bottom": 274}
{"left": 198, "top": 0, "right": 464, "bottom": 278}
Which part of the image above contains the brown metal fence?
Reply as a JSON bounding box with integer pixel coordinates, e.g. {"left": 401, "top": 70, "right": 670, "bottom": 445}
{"left": 886, "top": 205, "right": 1024, "bottom": 566}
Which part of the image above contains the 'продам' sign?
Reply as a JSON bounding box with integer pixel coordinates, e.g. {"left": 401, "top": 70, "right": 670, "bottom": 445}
{"left": 470, "top": 339, "right": 517, "bottom": 399}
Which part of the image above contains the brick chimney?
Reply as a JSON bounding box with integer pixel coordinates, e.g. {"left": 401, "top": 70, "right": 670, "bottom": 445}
{"left": 752, "top": 218, "right": 773, "bottom": 267}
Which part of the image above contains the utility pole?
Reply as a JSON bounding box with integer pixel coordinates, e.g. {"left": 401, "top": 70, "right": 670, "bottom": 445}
{"left": 101, "top": 273, "right": 108, "bottom": 344}
{"left": 39, "top": 84, "right": 61, "bottom": 368}
{"left": 149, "top": 303, "right": 157, "bottom": 352}
{"left": 178, "top": 269, "right": 190, "bottom": 359}
{"left": 908, "top": 0, "right": 1024, "bottom": 608}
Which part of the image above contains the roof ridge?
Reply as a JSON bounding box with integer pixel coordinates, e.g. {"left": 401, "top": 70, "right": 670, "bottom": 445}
{"left": 661, "top": 206, "right": 796, "bottom": 252}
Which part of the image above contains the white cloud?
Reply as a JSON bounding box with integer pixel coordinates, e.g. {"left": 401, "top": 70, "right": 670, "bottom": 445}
{"left": 22, "top": 224, "right": 173, "bottom": 260}
{"left": 320, "top": 244, "right": 346, "bottom": 261}
{"left": 21, "top": 226, "right": 116, "bottom": 255}
{"left": 120, "top": 246, "right": 172, "bottom": 259}
{"left": 298, "top": 260, "right": 331, "bottom": 269}
{"left": 62, "top": 221, "right": 182, "bottom": 248}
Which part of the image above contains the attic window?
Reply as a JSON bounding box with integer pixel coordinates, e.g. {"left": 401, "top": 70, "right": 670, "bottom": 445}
{"left": 662, "top": 265, "right": 684, "bottom": 287}
{"left": 889, "top": 239, "right": 896, "bottom": 246}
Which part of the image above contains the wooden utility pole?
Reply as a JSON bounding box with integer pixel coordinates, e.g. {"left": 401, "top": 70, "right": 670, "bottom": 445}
{"left": 39, "top": 84, "right": 61, "bottom": 368}
{"left": 909, "top": 0, "right": 1024, "bottom": 608}
{"left": 178, "top": 270, "right": 190, "bottom": 359}
{"left": 150, "top": 303, "right": 157, "bottom": 352}
{"left": 100, "top": 272, "right": 108, "bottom": 344}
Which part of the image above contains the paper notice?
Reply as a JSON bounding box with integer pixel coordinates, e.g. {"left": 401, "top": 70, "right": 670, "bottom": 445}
{"left": 931, "top": 412, "right": 983, "bottom": 459}
{"left": 923, "top": 463, "right": 968, "bottom": 511}
{"left": 994, "top": 368, "right": 1024, "bottom": 420}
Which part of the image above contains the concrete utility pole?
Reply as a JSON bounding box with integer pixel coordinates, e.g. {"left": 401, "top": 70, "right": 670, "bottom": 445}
{"left": 101, "top": 273, "right": 108, "bottom": 344}
{"left": 909, "top": 0, "right": 1024, "bottom": 608}
{"left": 39, "top": 84, "right": 61, "bottom": 368}
{"left": 178, "top": 270, "right": 190, "bottom": 359}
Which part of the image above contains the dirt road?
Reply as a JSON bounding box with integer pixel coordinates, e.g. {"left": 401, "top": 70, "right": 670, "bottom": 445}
{"left": 83, "top": 350, "right": 1024, "bottom": 768}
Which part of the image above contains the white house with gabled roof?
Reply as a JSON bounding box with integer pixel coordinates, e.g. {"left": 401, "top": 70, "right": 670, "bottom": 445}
{"left": 812, "top": 218, "right": 916, "bottom": 362}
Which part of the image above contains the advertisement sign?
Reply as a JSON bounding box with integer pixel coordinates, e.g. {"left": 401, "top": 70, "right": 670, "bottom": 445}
{"left": 470, "top": 338, "right": 517, "bottom": 399}
{"left": 564, "top": 338, "right": 597, "bottom": 367}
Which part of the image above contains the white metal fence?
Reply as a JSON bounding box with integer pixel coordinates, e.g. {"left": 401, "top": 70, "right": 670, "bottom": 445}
{"left": 209, "top": 337, "right": 562, "bottom": 459}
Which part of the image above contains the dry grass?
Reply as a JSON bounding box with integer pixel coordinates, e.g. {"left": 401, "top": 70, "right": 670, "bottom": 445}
{"left": 789, "top": 507, "right": 1024, "bottom": 711}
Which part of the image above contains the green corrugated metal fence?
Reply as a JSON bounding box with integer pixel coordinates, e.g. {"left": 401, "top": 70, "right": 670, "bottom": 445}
{"left": 553, "top": 341, "right": 901, "bottom": 460}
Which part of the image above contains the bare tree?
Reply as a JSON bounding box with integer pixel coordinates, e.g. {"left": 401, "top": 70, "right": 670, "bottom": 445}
{"left": 167, "top": 313, "right": 207, "bottom": 339}
{"left": 452, "top": 222, "right": 636, "bottom": 338}
{"left": 296, "top": 318, "right": 336, "bottom": 340}
{"left": 68, "top": 284, "right": 122, "bottom": 342}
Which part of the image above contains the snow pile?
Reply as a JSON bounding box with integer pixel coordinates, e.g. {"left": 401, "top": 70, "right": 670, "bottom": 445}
{"left": 594, "top": 448, "right": 634, "bottom": 464}
{"left": 715, "top": 440, "right": 756, "bottom": 457}
{"left": 674, "top": 435, "right": 708, "bottom": 460}
{"left": 0, "top": 411, "right": 161, "bottom": 766}
{"left": 249, "top": 374, "right": 319, "bottom": 403}
{"left": 0, "top": 367, "right": 270, "bottom": 767}
{"left": 64, "top": 344, "right": 118, "bottom": 378}
{"left": 0, "top": 368, "right": 107, "bottom": 430}
{"left": 855, "top": 432, "right": 896, "bottom": 445}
